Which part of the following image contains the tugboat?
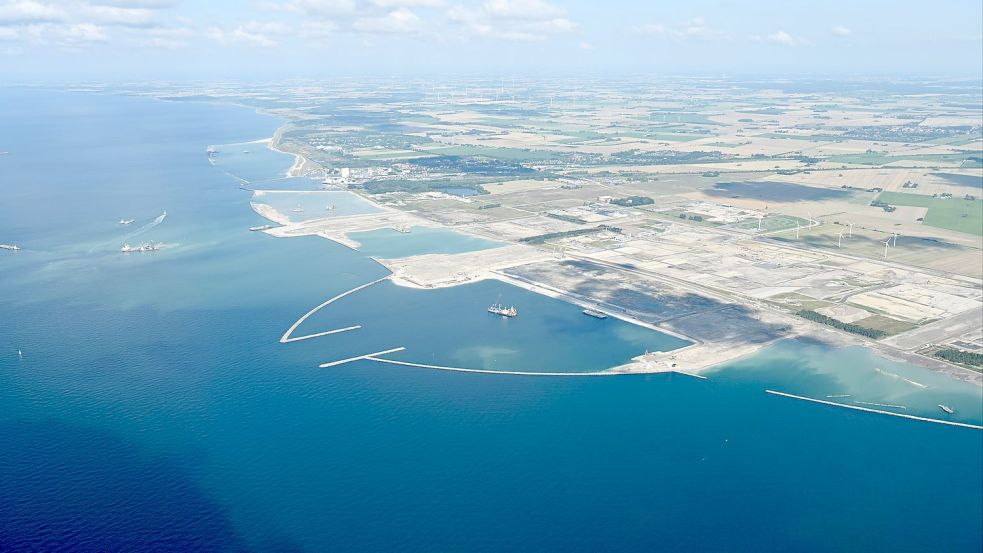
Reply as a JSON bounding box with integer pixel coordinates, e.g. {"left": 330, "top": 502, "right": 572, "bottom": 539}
{"left": 939, "top": 404, "right": 955, "bottom": 415}
{"left": 488, "top": 302, "right": 518, "bottom": 318}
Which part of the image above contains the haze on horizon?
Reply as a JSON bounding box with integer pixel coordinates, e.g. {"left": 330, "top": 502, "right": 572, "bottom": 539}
{"left": 0, "top": 0, "right": 981, "bottom": 81}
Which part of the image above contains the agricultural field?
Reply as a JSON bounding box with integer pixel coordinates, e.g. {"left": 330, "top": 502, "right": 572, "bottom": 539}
{"left": 877, "top": 191, "right": 983, "bottom": 235}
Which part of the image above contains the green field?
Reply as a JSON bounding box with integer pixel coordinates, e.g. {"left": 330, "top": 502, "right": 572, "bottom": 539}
{"left": 732, "top": 214, "right": 809, "bottom": 232}
{"left": 827, "top": 152, "right": 982, "bottom": 167}
{"left": 423, "top": 145, "right": 562, "bottom": 162}
{"left": 877, "top": 191, "right": 983, "bottom": 235}
{"left": 356, "top": 151, "right": 437, "bottom": 160}
{"left": 756, "top": 132, "right": 846, "bottom": 142}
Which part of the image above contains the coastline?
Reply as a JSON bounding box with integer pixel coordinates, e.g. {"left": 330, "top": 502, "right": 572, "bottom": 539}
{"left": 253, "top": 120, "right": 982, "bottom": 391}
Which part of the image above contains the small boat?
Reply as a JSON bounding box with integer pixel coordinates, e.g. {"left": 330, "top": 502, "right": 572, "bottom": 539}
{"left": 249, "top": 225, "right": 274, "bottom": 232}
{"left": 396, "top": 226, "right": 411, "bottom": 234}
{"left": 325, "top": 204, "right": 336, "bottom": 210}
{"left": 0, "top": 244, "right": 20, "bottom": 251}
{"left": 582, "top": 308, "right": 608, "bottom": 319}
{"left": 939, "top": 404, "right": 955, "bottom": 414}
{"left": 488, "top": 303, "right": 518, "bottom": 318}
{"left": 242, "top": 150, "right": 250, "bottom": 154}
{"left": 118, "top": 219, "right": 134, "bottom": 225}
{"left": 291, "top": 206, "right": 304, "bottom": 213}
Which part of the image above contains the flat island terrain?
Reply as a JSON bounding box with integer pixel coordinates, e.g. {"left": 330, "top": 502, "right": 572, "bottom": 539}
{"left": 181, "top": 78, "right": 983, "bottom": 390}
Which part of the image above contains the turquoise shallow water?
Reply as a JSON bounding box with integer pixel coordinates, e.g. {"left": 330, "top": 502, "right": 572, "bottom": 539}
{"left": 707, "top": 339, "right": 983, "bottom": 424}
{"left": 252, "top": 189, "right": 382, "bottom": 222}
{"left": 0, "top": 88, "right": 981, "bottom": 552}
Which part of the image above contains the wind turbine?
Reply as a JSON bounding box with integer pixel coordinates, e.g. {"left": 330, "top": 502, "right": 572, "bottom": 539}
{"left": 892, "top": 232, "right": 899, "bottom": 247}
{"left": 758, "top": 215, "right": 763, "bottom": 231}
{"left": 838, "top": 231, "right": 843, "bottom": 248}
{"left": 848, "top": 222, "right": 854, "bottom": 238}
{"left": 795, "top": 222, "right": 800, "bottom": 239}
{"left": 883, "top": 238, "right": 891, "bottom": 258}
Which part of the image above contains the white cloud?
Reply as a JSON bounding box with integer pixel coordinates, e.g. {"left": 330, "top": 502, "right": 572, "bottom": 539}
{"left": 831, "top": 25, "right": 851, "bottom": 36}
{"left": 135, "top": 25, "right": 192, "bottom": 48}
{"left": 299, "top": 19, "right": 337, "bottom": 38}
{"left": 82, "top": 5, "right": 160, "bottom": 27}
{"left": 481, "top": 0, "right": 563, "bottom": 20}
{"left": 635, "top": 17, "right": 729, "bottom": 41}
{"left": 371, "top": 0, "right": 444, "bottom": 7}
{"left": 275, "top": 0, "right": 356, "bottom": 16}
{"left": 753, "top": 30, "right": 809, "bottom": 46}
{"left": 30, "top": 21, "right": 109, "bottom": 44}
{"left": 353, "top": 7, "right": 420, "bottom": 33}
{"left": 89, "top": 1, "right": 177, "bottom": 7}
{"left": 0, "top": 1, "right": 66, "bottom": 24}
{"left": 447, "top": 0, "right": 575, "bottom": 42}
{"left": 208, "top": 21, "right": 292, "bottom": 47}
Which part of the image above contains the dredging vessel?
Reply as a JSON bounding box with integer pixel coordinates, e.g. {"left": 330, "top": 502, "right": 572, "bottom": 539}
{"left": 488, "top": 303, "right": 518, "bottom": 318}
{"left": 582, "top": 308, "right": 608, "bottom": 319}
{"left": 121, "top": 242, "right": 161, "bottom": 253}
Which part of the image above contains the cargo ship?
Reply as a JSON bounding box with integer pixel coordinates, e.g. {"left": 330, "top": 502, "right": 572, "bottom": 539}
{"left": 249, "top": 225, "right": 274, "bottom": 232}
{"left": 939, "top": 404, "right": 955, "bottom": 414}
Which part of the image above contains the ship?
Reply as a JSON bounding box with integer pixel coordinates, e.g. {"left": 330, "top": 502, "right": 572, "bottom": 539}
{"left": 121, "top": 242, "right": 161, "bottom": 253}
{"left": 0, "top": 244, "right": 20, "bottom": 251}
{"left": 939, "top": 404, "right": 955, "bottom": 414}
{"left": 292, "top": 206, "right": 304, "bottom": 213}
{"left": 249, "top": 224, "right": 274, "bottom": 232}
{"left": 488, "top": 303, "right": 518, "bottom": 318}
{"left": 396, "top": 226, "right": 411, "bottom": 234}
{"left": 582, "top": 308, "right": 608, "bottom": 319}
{"left": 119, "top": 218, "right": 134, "bottom": 225}
{"left": 325, "top": 204, "right": 335, "bottom": 210}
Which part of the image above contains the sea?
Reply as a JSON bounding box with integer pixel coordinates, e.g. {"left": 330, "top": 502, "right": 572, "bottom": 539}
{"left": 0, "top": 87, "right": 980, "bottom": 552}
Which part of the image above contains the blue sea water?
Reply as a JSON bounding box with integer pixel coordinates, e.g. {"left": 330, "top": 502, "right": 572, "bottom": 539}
{"left": 1, "top": 88, "right": 981, "bottom": 552}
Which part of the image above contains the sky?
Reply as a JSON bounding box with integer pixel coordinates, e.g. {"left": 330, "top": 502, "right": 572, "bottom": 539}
{"left": 0, "top": 0, "right": 981, "bottom": 81}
